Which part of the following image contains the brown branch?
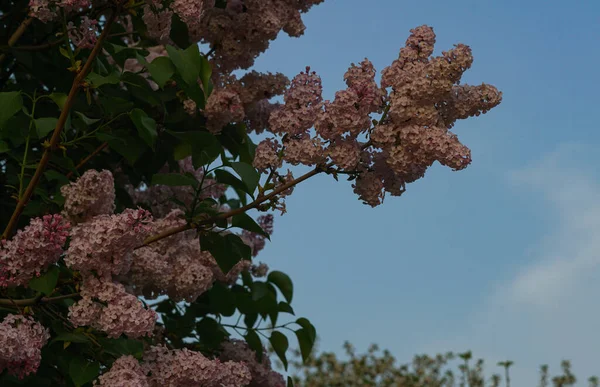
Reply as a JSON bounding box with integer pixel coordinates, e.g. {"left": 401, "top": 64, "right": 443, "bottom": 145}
{"left": 137, "top": 165, "right": 326, "bottom": 248}
{"left": 1, "top": 8, "right": 121, "bottom": 240}
{"left": 0, "top": 293, "right": 80, "bottom": 307}
{"left": 0, "top": 17, "right": 33, "bottom": 65}
{"left": 65, "top": 141, "right": 109, "bottom": 179}
{"left": 9, "top": 38, "right": 60, "bottom": 52}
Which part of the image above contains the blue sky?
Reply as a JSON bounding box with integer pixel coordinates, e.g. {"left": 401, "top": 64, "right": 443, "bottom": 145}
{"left": 239, "top": 0, "right": 600, "bottom": 384}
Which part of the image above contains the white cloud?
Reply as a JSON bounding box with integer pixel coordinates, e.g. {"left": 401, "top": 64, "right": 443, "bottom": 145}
{"left": 421, "top": 143, "right": 600, "bottom": 385}
{"left": 507, "top": 144, "right": 600, "bottom": 307}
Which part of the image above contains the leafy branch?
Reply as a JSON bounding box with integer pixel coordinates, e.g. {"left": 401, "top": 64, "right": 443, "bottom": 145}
{"left": 1, "top": 5, "right": 122, "bottom": 239}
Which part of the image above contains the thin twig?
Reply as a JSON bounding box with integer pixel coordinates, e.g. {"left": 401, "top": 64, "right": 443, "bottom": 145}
{"left": 0, "top": 293, "right": 80, "bottom": 307}
{"left": 0, "top": 17, "right": 33, "bottom": 65}
{"left": 65, "top": 141, "right": 109, "bottom": 179}
{"left": 1, "top": 7, "right": 121, "bottom": 240}
{"left": 137, "top": 165, "right": 327, "bottom": 248}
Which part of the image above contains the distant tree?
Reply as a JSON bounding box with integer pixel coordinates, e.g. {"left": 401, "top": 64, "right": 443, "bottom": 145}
{"left": 283, "top": 340, "right": 598, "bottom": 387}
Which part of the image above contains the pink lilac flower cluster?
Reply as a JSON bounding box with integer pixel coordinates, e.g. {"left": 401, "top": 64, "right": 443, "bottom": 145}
{"left": 204, "top": 71, "right": 289, "bottom": 133}
{"left": 355, "top": 26, "right": 501, "bottom": 206}
{"left": 28, "top": 0, "right": 91, "bottom": 23}
{"left": 142, "top": 345, "right": 252, "bottom": 386}
{"left": 250, "top": 262, "right": 269, "bottom": 277}
{"left": 204, "top": 0, "right": 324, "bottom": 72}
{"left": 65, "top": 208, "right": 152, "bottom": 279}
{"left": 251, "top": 25, "right": 501, "bottom": 207}
{"left": 94, "top": 355, "right": 149, "bottom": 387}
{"left": 142, "top": 3, "right": 173, "bottom": 43}
{"left": 282, "top": 132, "right": 325, "bottom": 166}
{"left": 267, "top": 169, "right": 296, "bottom": 215}
{"left": 204, "top": 89, "right": 245, "bottom": 134}
{"left": 0, "top": 214, "right": 70, "bottom": 288}
{"left": 0, "top": 314, "right": 50, "bottom": 379}
{"left": 229, "top": 71, "right": 289, "bottom": 108}
{"left": 245, "top": 99, "right": 282, "bottom": 134}
{"left": 128, "top": 210, "right": 215, "bottom": 302}
{"left": 270, "top": 66, "right": 323, "bottom": 136}
{"left": 67, "top": 16, "right": 98, "bottom": 49}
{"left": 183, "top": 98, "right": 197, "bottom": 115}
{"left": 253, "top": 138, "right": 282, "bottom": 172}
{"left": 131, "top": 157, "right": 226, "bottom": 218}
{"left": 219, "top": 338, "right": 286, "bottom": 387}
{"left": 141, "top": 1, "right": 324, "bottom": 72}
{"left": 68, "top": 276, "right": 157, "bottom": 338}
{"left": 169, "top": 0, "right": 208, "bottom": 40}
{"left": 61, "top": 169, "right": 116, "bottom": 224}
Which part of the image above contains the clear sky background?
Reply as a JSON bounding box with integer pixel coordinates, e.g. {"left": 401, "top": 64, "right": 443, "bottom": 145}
{"left": 241, "top": 0, "right": 600, "bottom": 384}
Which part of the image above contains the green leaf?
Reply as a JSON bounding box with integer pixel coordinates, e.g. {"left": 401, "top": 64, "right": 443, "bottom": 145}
{"left": 226, "top": 198, "right": 241, "bottom": 209}
{"left": 200, "top": 232, "right": 251, "bottom": 274}
{"left": 143, "top": 55, "right": 175, "bottom": 89}
{"left": 232, "top": 212, "right": 270, "bottom": 239}
{"left": 196, "top": 317, "right": 229, "bottom": 350}
{"left": 191, "top": 136, "right": 220, "bottom": 167}
{"left": 51, "top": 332, "right": 90, "bottom": 344}
{"left": 104, "top": 43, "right": 148, "bottom": 68}
{"left": 277, "top": 301, "right": 295, "bottom": 315}
{"left": 226, "top": 233, "right": 252, "bottom": 260}
{"left": 59, "top": 46, "right": 70, "bottom": 59}
{"left": 257, "top": 284, "right": 278, "bottom": 322}
{"left": 34, "top": 117, "right": 57, "bottom": 138}
{"left": 167, "top": 130, "right": 220, "bottom": 168}
{"left": 199, "top": 55, "right": 212, "bottom": 95}
{"left": 86, "top": 72, "right": 120, "bottom": 88}
{"left": 288, "top": 376, "right": 295, "bottom": 387}
{"left": 214, "top": 170, "right": 248, "bottom": 196}
{"left": 49, "top": 93, "right": 68, "bottom": 110}
{"left": 218, "top": 124, "right": 256, "bottom": 164}
{"left": 0, "top": 92, "right": 23, "bottom": 129}
{"left": 270, "top": 331, "right": 289, "bottom": 370}
{"left": 151, "top": 173, "right": 198, "bottom": 188}
{"left": 179, "top": 76, "right": 206, "bottom": 108}
{"left": 97, "top": 338, "right": 144, "bottom": 358}
{"left": 74, "top": 111, "right": 101, "bottom": 126}
{"left": 0, "top": 140, "right": 9, "bottom": 153}
{"left": 122, "top": 72, "right": 162, "bottom": 106}
{"left": 251, "top": 281, "right": 269, "bottom": 301}
{"left": 169, "top": 12, "right": 192, "bottom": 48}
{"left": 129, "top": 108, "right": 158, "bottom": 149}
{"left": 207, "top": 283, "right": 236, "bottom": 316}
{"left": 244, "top": 312, "right": 258, "bottom": 330}
{"left": 295, "top": 328, "right": 314, "bottom": 363}
{"left": 244, "top": 329, "right": 264, "bottom": 363}
{"left": 99, "top": 96, "right": 134, "bottom": 115}
{"left": 241, "top": 271, "right": 253, "bottom": 288}
{"left": 230, "top": 162, "right": 260, "bottom": 196}
{"left": 166, "top": 44, "right": 203, "bottom": 86}
{"left": 28, "top": 266, "right": 59, "bottom": 295}
{"left": 268, "top": 271, "right": 293, "bottom": 304}
{"left": 173, "top": 142, "right": 192, "bottom": 160}
{"left": 295, "top": 317, "right": 316, "bottom": 344}
{"left": 97, "top": 132, "right": 146, "bottom": 165}
{"left": 232, "top": 286, "right": 256, "bottom": 315}
{"left": 69, "top": 358, "right": 100, "bottom": 387}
